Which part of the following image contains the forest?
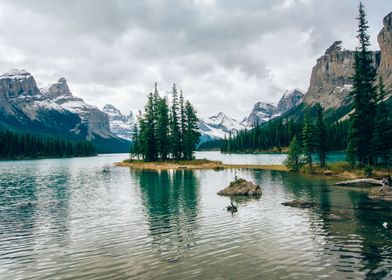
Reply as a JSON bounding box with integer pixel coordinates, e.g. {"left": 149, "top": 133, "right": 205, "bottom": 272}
{"left": 0, "top": 130, "right": 97, "bottom": 159}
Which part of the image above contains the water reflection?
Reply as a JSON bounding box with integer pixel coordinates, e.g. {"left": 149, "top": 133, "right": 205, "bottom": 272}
{"left": 276, "top": 171, "right": 392, "bottom": 278}
{"left": 131, "top": 169, "right": 200, "bottom": 262}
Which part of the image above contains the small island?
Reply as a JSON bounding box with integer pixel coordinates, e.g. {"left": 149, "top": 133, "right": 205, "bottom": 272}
{"left": 217, "top": 178, "right": 262, "bottom": 196}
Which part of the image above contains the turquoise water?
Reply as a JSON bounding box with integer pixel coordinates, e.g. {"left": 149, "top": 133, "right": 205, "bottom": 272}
{"left": 0, "top": 152, "right": 391, "bottom": 279}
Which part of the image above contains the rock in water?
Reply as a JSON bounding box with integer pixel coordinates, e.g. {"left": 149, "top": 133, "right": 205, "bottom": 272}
{"left": 282, "top": 200, "right": 315, "bottom": 208}
{"left": 217, "top": 178, "right": 262, "bottom": 196}
{"left": 368, "top": 187, "right": 392, "bottom": 201}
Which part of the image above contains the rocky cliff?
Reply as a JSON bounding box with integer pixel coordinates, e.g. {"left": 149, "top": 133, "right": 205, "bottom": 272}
{"left": 304, "top": 33, "right": 387, "bottom": 110}
{"left": 378, "top": 11, "right": 392, "bottom": 90}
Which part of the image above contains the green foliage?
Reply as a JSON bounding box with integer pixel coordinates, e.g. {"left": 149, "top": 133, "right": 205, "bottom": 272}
{"left": 302, "top": 108, "right": 314, "bottom": 166}
{"left": 347, "top": 2, "right": 377, "bottom": 166}
{"left": 131, "top": 83, "right": 200, "bottom": 162}
{"left": 313, "top": 103, "right": 327, "bottom": 167}
{"left": 197, "top": 139, "right": 223, "bottom": 151}
{"left": 0, "top": 130, "right": 96, "bottom": 159}
{"left": 284, "top": 136, "right": 303, "bottom": 171}
{"left": 372, "top": 77, "right": 392, "bottom": 165}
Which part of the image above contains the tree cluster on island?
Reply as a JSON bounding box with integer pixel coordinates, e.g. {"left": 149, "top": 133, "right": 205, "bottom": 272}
{"left": 0, "top": 130, "right": 96, "bottom": 159}
{"left": 130, "top": 83, "right": 201, "bottom": 162}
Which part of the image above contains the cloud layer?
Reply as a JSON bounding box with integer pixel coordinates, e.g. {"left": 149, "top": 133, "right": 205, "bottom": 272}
{"left": 0, "top": 0, "right": 390, "bottom": 119}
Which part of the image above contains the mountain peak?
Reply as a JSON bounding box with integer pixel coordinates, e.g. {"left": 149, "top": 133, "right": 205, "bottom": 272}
{"left": 58, "top": 77, "right": 67, "bottom": 84}
{"left": 0, "top": 69, "right": 32, "bottom": 80}
{"left": 41, "top": 77, "right": 72, "bottom": 99}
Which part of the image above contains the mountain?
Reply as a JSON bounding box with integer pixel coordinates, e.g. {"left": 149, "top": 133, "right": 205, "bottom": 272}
{"left": 303, "top": 41, "right": 380, "bottom": 110}
{"left": 0, "top": 69, "right": 130, "bottom": 153}
{"left": 103, "top": 104, "right": 135, "bottom": 140}
{"left": 240, "top": 102, "right": 277, "bottom": 127}
{"left": 198, "top": 112, "right": 244, "bottom": 141}
{"left": 241, "top": 89, "right": 304, "bottom": 127}
{"left": 378, "top": 11, "right": 392, "bottom": 90}
{"left": 277, "top": 89, "right": 304, "bottom": 113}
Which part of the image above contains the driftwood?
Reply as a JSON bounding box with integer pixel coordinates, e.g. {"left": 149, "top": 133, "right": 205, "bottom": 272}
{"left": 335, "top": 178, "right": 384, "bottom": 187}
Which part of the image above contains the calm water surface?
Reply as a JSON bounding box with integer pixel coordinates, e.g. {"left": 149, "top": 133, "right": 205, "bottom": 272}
{"left": 0, "top": 152, "right": 391, "bottom": 279}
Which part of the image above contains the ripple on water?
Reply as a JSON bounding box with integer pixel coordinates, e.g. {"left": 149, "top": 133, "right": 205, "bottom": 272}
{"left": 0, "top": 153, "right": 392, "bottom": 279}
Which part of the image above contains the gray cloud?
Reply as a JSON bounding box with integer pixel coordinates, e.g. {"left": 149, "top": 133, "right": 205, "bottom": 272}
{"left": 0, "top": 0, "right": 390, "bottom": 119}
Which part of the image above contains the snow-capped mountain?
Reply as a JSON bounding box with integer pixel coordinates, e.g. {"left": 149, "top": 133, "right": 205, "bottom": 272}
{"left": 198, "top": 112, "right": 245, "bottom": 141}
{"left": 241, "top": 89, "right": 304, "bottom": 127}
{"left": 240, "top": 102, "right": 278, "bottom": 127}
{"left": 41, "top": 77, "right": 112, "bottom": 139}
{"left": 0, "top": 69, "right": 129, "bottom": 153}
{"left": 277, "top": 89, "right": 304, "bottom": 113}
{"left": 103, "top": 104, "right": 135, "bottom": 140}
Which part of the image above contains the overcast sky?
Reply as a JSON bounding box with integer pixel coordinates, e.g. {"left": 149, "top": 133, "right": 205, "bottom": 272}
{"left": 0, "top": 0, "right": 391, "bottom": 119}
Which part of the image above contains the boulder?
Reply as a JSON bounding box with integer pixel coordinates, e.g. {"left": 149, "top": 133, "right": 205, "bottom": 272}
{"left": 282, "top": 200, "right": 315, "bottom": 208}
{"left": 217, "top": 178, "right": 262, "bottom": 196}
{"left": 368, "top": 187, "right": 392, "bottom": 201}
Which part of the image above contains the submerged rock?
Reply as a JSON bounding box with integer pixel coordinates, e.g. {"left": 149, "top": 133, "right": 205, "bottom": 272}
{"left": 217, "top": 178, "right": 262, "bottom": 196}
{"left": 368, "top": 187, "right": 392, "bottom": 201}
{"left": 282, "top": 200, "right": 316, "bottom": 208}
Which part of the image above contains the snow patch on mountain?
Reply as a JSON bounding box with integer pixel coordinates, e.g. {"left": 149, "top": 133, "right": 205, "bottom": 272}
{"left": 103, "top": 104, "right": 135, "bottom": 140}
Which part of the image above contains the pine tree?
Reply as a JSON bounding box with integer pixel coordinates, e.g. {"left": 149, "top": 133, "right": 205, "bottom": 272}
{"left": 372, "top": 77, "right": 391, "bottom": 165}
{"left": 284, "top": 136, "right": 303, "bottom": 171}
{"left": 157, "top": 96, "right": 170, "bottom": 160}
{"left": 179, "top": 90, "right": 186, "bottom": 158}
{"left": 347, "top": 2, "right": 377, "bottom": 166}
{"left": 170, "top": 84, "right": 182, "bottom": 159}
{"left": 314, "top": 103, "right": 327, "bottom": 167}
{"left": 302, "top": 108, "right": 314, "bottom": 166}
{"left": 183, "top": 101, "right": 200, "bottom": 160}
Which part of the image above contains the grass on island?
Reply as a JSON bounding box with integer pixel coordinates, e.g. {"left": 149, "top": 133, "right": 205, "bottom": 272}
{"left": 116, "top": 158, "right": 288, "bottom": 171}
{"left": 299, "top": 161, "right": 391, "bottom": 179}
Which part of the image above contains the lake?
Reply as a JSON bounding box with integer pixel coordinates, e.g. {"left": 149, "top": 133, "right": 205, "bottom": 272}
{"left": 0, "top": 152, "right": 391, "bottom": 279}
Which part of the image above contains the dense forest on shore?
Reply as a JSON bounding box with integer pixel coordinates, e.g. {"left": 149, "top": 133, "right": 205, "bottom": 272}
{"left": 221, "top": 3, "right": 392, "bottom": 171}
{"left": 0, "top": 130, "right": 97, "bottom": 160}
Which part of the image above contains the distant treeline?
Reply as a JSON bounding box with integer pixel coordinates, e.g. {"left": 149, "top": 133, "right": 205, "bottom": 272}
{"left": 0, "top": 130, "right": 97, "bottom": 159}
{"left": 221, "top": 116, "right": 349, "bottom": 153}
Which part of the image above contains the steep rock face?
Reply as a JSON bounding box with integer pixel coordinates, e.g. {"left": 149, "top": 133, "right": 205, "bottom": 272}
{"left": 277, "top": 89, "right": 304, "bottom": 113}
{"left": 198, "top": 112, "right": 244, "bottom": 140}
{"left": 241, "top": 102, "right": 277, "bottom": 127}
{"left": 0, "top": 70, "right": 80, "bottom": 131}
{"left": 378, "top": 12, "right": 392, "bottom": 90}
{"left": 303, "top": 41, "right": 380, "bottom": 109}
{"left": 103, "top": 104, "right": 135, "bottom": 140}
{"left": 42, "top": 78, "right": 112, "bottom": 139}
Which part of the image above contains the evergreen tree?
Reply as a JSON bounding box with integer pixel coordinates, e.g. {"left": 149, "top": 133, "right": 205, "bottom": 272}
{"left": 179, "top": 90, "right": 186, "bottom": 158}
{"left": 157, "top": 96, "right": 170, "bottom": 160}
{"left": 314, "top": 103, "right": 327, "bottom": 167}
{"left": 284, "top": 136, "right": 303, "bottom": 171}
{"left": 302, "top": 108, "right": 314, "bottom": 166}
{"left": 170, "top": 84, "right": 182, "bottom": 159}
{"left": 183, "top": 101, "right": 200, "bottom": 160}
{"left": 144, "top": 93, "right": 157, "bottom": 161}
{"left": 347, "top": 2, "right": 377, "bottom": 166}
{"left": 372, "top": 77, "right": 392, "bottom": 165}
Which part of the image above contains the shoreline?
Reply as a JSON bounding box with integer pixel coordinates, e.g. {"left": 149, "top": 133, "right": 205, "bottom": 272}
{"left": 115, "top": 160, "right": 288, "bottom": 171}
